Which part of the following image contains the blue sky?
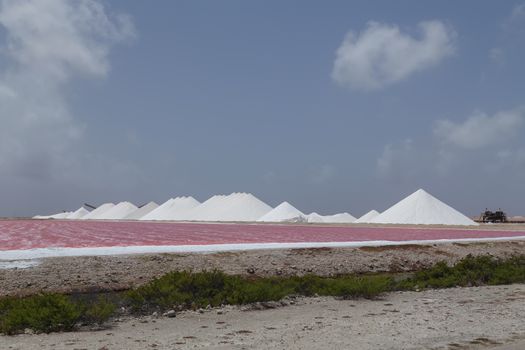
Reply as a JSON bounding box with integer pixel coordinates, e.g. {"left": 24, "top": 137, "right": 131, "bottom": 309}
{"left": 1, "top": 0, "right": 524, "bottom": 217}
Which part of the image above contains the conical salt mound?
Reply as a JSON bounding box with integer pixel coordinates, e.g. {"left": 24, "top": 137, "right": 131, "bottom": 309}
{"left": 124, "top": 201, "right": 159, "bottom": 220}
{"left": 187, "top": 193, "right": 272, "bottom": 222}
{"left": 370, "top": 189, "right": 478, "bottom": 226}
{"left": 169, "top": 197, "right": 204, "bottom": 220}
{"left": 355, "top": 210, "right": 380, "bottom": 223}
{"left": 307, "top": 212, "right": 325, "bottom": 223}
{"left": 140, "top": 197, "right": 200, "bottom": 221}
{"left": 257, "top": 202, "right": 307, "bottom": 222}
{"left": 323, "top": 212, "right": 356, "bottom": 223}
{"left": 81, "top": 203, "right": 115, "bottom": 220}
{"left": 140, "top": 198, "right": 175, "bottom": 221}
{"left": 97, "top": 201, "right": 138, "bottom": 220}
{"left": 66, "top": 207, "right": 90, "bottom": 219}
{"left": 183, "top": 195, "right": 228, "bottom": 221}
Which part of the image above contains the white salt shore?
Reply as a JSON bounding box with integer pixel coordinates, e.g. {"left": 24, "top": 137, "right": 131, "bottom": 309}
{"left": 1, "top": 235, "right": 525, "bottom": 261}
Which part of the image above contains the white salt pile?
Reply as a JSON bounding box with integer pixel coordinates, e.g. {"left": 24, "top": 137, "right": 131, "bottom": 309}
{"left": 214, "top": 193, "right": 272, "bottom": 222}
{"left": 49, "top": 212, "right": 71, "bottom": 219}
{"left": 32, "top": 215, "right": 50, "bottom": 219}
{"left": 66, "top": 207, "right": 90, "bottom": 219}
{"left": 97, "top": 202, "right": 138, "bottom": 220}
{"left": 370, "top": 189, "right": 478, "bottom": 226}
{"left": 124, "top": 201, "right": 159, "bottom": 220}
{"left": 81, "top": 203, "right": 115, "bottom": 220}
{"left": 257, "top": 201, "right": 307, "bottom": 223}
{"left": 182, "top": 195, "right": 228, "bottom": 221}
{"left": 323, "top": 212, "right": 356, "bottom": 223}
{"left": 167, "top": 197, "right": 203, "bottom": 220}
{"left": 140, "top": 198, "right": 175, "bottom": 221}
{"left": 355, "top": 210, "right": 380, "bottom": 223}
{"left": 140, "top": 197, "right": 200, "bottom": 221}
{"left": 307, "top": 212, "right": 325, "bottom": 223}
{"left": 187, "top": 193, "right": 272, "bottom": 222}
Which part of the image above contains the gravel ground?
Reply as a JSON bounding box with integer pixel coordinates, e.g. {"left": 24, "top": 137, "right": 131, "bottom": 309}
{"left": 2, "top": 284, "right": 524, "bottom": 350}
{"left": 1, "top": 240, "right": 524, "bottom": 297}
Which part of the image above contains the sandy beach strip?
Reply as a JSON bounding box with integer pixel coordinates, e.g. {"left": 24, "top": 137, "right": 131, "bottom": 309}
{"left": 2, "top": 284, "right": 524, "bottom": 350}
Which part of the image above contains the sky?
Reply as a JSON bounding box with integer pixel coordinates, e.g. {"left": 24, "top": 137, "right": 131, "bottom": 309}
{"left": 0, "top": 0, "right": 524, "bottom": 217}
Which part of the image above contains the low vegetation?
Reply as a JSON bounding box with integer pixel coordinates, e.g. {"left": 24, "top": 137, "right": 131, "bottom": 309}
{"left": 1, "top": 254, "right": 524, "bottom": 335}
{"left": 125, "top": 272, "right": 392, "bottom": 312}
{"left": 0, "top": 294, "right": 117, "bottom": 335}
{"left": 398, "top": 254, "right": 525, "bottom": 289}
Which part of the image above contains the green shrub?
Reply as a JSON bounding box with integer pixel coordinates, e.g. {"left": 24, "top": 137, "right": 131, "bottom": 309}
{"left": 125, "top": 270, "right": 393, "bottom": 313}
{"left": 0, "top": 294, "right": 82, "bottom": 335}
{"left": 83, "top": 296, "right": 116, "bottom": 325}
{"left": 397, "top": 254, "right": 525, "bottom": 290}
{"left": 2, "top": 254, "right": 523, "bottom": 335}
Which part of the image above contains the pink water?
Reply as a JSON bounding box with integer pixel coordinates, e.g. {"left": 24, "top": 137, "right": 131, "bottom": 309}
{"left": 1, "top": 220, "right": 524, "bottom": 251}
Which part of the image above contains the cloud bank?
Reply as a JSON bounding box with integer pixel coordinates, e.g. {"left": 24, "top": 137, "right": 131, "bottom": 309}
{"left": 434, "top": 108, "right": 525, "bottom": 150}
{"left": 377, "top": 107, "right": 525, "bottom": 184}
{"left": 0, "top": 0, "right": 134, "bottom": 176}
{"left": 332, "top": 21, "right": 456, "bottom": 90}
{"left": 0, "top": 0, "right": 134, "bottom": 215}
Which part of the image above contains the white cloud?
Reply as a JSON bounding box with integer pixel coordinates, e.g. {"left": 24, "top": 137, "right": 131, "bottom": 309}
{"left": 0, "top": 0, "right": 134, "bottom": 178}
{"left": 377, "top": 140, "right": 412, "bottom": 175}
{"left": 307, "top": 164, "right": 336, "bottom": 184}
{"left": 377, "top": 106, "right": 525, "bottom": 186}
{"left": 510, "top": 3, "right": 525, "bottom": 22}
{"left": 503, "top": 3, "right": 525, "bottom": 33}
{"left": 434, "top": 108, "right": 525, "bottom": 150}
{"left": 376, "top": 139, "right": 429, "bottom": 179}
{"left": 332, "top": 20, "right": 456, "bottom": 90}
{"left": 0, "top": 0, "right": 134, "bottom": 80}
{"left": 489, "top": 47, "right": 505, "bottom": 64}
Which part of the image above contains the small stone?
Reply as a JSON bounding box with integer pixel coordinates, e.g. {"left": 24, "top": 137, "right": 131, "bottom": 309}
{"left": 163, "top": 310, "right": 176, "bottom": 318}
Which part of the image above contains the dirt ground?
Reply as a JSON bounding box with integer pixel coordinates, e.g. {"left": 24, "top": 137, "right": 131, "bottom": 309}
{"left": 1, "top": 240, "right": 524, "bottom": 297}
{"left": 2, "top": 284, "right": 524, "bottom": 350}
{"left": 1, "top": 239, "right": 524, "bottom": 349}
